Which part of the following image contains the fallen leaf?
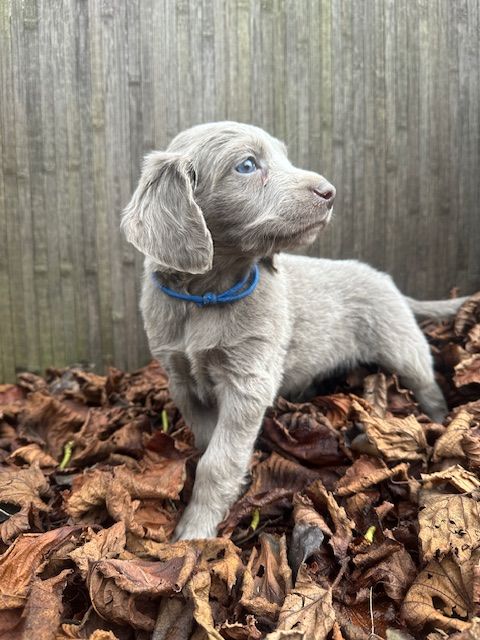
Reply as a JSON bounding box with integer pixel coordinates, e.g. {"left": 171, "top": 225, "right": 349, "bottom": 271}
{"left": 421, "top": 465, "right": 480, "bottom": 493}
{"left": 18, "top": 391, "right": 85, "bottom": 459}
{"left": 262, "top": 403, "right": 345, "bottom": 466}
{"left": 66, "top": 460, "right": 186, "bottom": 537}
{"left": 0, "top": 526, "right": 81, "bottom": 609}
{"left": 69, "top": 522, "right": 126, "bottom": 579}
{"left": 0, "top": 463, "right": 51, "bottom": 542}
{"left": 461, "top": 428, "right": 480, "bottom": 469}
{"left": 353, "top": 401, "right": 428, "bottom": 462}
{"left": 454, "top": 293, "right": 480, "bottom": 338}
{"left": 220, "top": 615, "right": 263, "bottom": 640}
{"left": 240, "top": 534, "right": 292, "bottom": 618}
{"left": 183, "top": 570, "right": 223, "bottom": 640}
{"left": 455, "top": 354, "right": 480, "bottom": 387}
{"left": 3, "top": 569, "right": 72, "bottom": 640}
{"left": 433, "top": 411, "right": 476, "bottom": 461}
{"left": 87, "top": 550, "right": 199, "bottom": 631}
{"left": 363, "top": 373, "right": 388, "bottom": 417}
{"left": 265, "top": 565, "right": 335, "bottom": 640}
{"left": 350, "top": 538, "right": 417, "bottom": 603}
{"left": 152, "top": 596, "right": 194, "bottom": 640}
{"left": 311, "top": 394, "right": 355, "bottom": 428}
{"left": 335, "top": 456, "right": 409, "bottom": 497}
{"left": 305, "top": 480, "right": 354, "bottom": 560}
{"left": 418, "top": 490, "right": 480, "bottom": 564}
{"left": 402, "top": 553, "right": 479, "bottom": 633}
{"left": 0, "top": 384, "right": 25, "bottom": 406}
{"left": 220, "top": 453, "right": 319, "bottom": 537}
{"left": 8, "top": 443, "right": 57, "bottom": 468}
{"left": 448, "top": 618, "right": 480, "bottom": 639}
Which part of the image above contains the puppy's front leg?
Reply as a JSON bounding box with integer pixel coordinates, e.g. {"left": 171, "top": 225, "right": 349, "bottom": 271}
{"left": 174, "top": 375, "right": 276, "bottom": 540}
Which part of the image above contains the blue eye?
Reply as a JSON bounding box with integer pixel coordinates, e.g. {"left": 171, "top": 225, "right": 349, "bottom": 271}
{"left": 235, "top": 157, "right": 258, "bottom": 174}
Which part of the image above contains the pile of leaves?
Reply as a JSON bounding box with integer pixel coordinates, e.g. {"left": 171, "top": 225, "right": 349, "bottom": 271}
{"left": 1, "top": 294, "right": 480, "bottom": 640}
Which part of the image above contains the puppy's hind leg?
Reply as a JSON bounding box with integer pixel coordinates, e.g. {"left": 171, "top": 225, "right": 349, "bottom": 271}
{"left": 375, "top": 323, "right": 448, "bottom": 423}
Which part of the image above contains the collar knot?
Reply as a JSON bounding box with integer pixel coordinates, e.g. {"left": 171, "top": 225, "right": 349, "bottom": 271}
{"left": 202, "top": 292, "right": 217, "bottom": 305}
{"left": 152, "top": 264, "right": 260, "bottom": 307}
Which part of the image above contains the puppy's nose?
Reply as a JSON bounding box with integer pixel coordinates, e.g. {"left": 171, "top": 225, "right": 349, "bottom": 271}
{"left": 313, "top": 183, "right": 336, "bottom": 206}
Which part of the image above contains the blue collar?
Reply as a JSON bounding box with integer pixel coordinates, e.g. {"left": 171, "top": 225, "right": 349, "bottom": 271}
{"left": 152, "top": 264, "right": 260, "bottom": 307}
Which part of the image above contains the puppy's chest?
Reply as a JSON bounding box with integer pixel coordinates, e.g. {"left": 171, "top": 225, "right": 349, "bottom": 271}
{"left": 167, "top": 348, "right": 223, "bottom": 406}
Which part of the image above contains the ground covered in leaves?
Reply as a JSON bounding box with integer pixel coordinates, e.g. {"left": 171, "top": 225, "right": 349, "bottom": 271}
{"left": 1, "top": 295, "right": 480, "bottom": 640}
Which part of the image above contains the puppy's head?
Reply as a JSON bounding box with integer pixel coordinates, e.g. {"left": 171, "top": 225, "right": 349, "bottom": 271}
{"left": 122, "top": 121, "right": 335, "bottom": 273}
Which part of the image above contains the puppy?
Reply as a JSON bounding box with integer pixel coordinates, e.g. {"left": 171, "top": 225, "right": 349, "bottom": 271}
{"left": 122, "top": 121, "right": 468, "bottom": 539}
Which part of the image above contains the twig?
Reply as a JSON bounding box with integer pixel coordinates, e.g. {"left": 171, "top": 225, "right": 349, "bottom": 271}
{"left": 368, "top": 587, "right": 383, "bottom": 640}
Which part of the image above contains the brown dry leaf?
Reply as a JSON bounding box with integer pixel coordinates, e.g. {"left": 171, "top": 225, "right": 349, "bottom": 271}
{"left": 123, "top": 361, "right": 170, "bottom": 404}
{"left": 306, "top": 480, "right": 354, "bottom": 560}
{"left": 0, "top": 384, "right": 25, "bottom": 406}
{"left": 448, "top": 618, "right": 480, "bottom": 639}
{"left": 88, "top": 550, "right": 199, "bottom": 632}
{"left": 262, "top": 403, "right": 345, "bottom": 466}
{"left": 433, "top": 411, "right": 475, "bottom": 461}
{"left": 351, "top": 538, "right": 417, "bottom": 603}
{"left": 0, "top": 505, "right": 32, "bottom": 544}
{"left": 69, "top": 522, "right": 126, "bottom": 579}
{"left": 220, "top": 615, "right": 263, "bottom": 640}
{"left": 363, "top": 373, "right": 388, "bottom": 417}
{"left": 18, "top": 391, "right": 86, "bottom": 459}
{"left": 421, "top": 465, "right": 480, "bottom": 493}
{"left": 386, "top": 375, "right": 418, "bottom": 417}
{"left": 265, "top": 565, "right": 335, "bottom": 640}
{"left": 3, "top": 568, "right": 72, "bottom": 640}
{"left": 196, "top": 538, "right": 243, "bottom": 592}
{"left": 0, "top": 463, "right": 50, "bottom": 511}
{"left": 455, "top": 354, "right": 480, "bottom": 387}
{"left": 311, "top": 393, "right": 355, "bottom": 428}
{"left": 461, "top": 428, "right": 480, "bottom": 468}
{"left": 454, "top": 293, "right": 480, "bottom": 337}
{"left": 87, "top": 633, "right": 120, "bottom": 640}
{"left": 220, "top": 453, "right": 319, "bottom": 537}
{"left": 0, "top": 463, "right": 51, "bottom": 542}
{"left": 70, "top": 411, "right": 146, "bottom": 466}
{"left": 353, "top": 400, "right": 428, "bottom": 461}
{"left": 249, "top": 452, "right": 320, "bottom": 495}
{"left": 8, "top": 443, "right": 57, "bottom": 467}
{"left": 418, "top": 490, "right": 480, "bottom": 563}
{"left": 466, "top": 325, "right": 480, "bottom": 353}
{"left": 334, "top": 598, "right": 397, "bottom": 640}
{"left": 66, "top": 460, "right": 185, "bottom": 537}
{"left": 152, "top": 596, "right": 194, "bottom": 640}
{"left": 0, "top": 526, "right": 81, "bottom": 609}
{"left": 240, "top": 534, "right": 292, "bottom": 618}
{"left": 183, "top": 570, "right": 224, "bottom": 640}
{"left": 48, "top": 368, "right": 107, "bottom": 405}
{"left": 402, "top": 553, "right": 479, "bottom": 633}
{"left": 336, "top": 455, "right": 409, "bottom": 497}
{"left": 125, "top": 535, "right": 243, "bottom": 594}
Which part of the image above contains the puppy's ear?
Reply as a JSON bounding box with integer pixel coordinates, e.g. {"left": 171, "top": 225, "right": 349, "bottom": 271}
{"left": 121, "top": 152, "right": 213, "bottom": 274}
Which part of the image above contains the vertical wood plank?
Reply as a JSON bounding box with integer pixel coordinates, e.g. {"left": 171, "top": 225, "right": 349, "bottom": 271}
{"left": 1, "top": 0, "right": 479, "bottom": 381}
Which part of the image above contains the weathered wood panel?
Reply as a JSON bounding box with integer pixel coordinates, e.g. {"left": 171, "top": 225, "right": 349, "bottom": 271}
{"left": 0, "top": 0, "right": 479, "bottom": 381}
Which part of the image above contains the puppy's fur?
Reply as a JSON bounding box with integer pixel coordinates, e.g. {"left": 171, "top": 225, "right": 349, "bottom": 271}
{"left": 122, "top": 122, "right": 468, "bottom": 539}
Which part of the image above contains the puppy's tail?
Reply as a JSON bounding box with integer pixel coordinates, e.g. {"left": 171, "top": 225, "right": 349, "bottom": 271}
{"left": 405, "top": 295, "right": 469, "bottom": 320}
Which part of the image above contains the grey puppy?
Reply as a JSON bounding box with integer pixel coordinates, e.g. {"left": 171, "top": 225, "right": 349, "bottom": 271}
{"left": 122, "top": 121, "right": 468, "bottom": 540}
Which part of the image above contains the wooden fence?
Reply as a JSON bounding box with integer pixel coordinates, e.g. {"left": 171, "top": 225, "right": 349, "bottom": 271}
{"left": 1, "top": 0, "right": 479, "bottom": 382}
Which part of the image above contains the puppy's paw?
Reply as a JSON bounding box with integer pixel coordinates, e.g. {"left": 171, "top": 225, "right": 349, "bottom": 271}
{"left": 173, "top": 505, "right": 220, "bottom": 540}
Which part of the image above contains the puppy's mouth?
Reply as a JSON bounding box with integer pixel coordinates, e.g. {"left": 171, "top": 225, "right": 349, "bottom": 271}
{"left": 280, "top": 208, "right": 333, "bottom": 240}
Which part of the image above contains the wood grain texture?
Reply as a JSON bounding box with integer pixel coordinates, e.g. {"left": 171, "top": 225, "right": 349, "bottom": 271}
{"left": 0, "top": 0, "right": 479, "bottom": 381}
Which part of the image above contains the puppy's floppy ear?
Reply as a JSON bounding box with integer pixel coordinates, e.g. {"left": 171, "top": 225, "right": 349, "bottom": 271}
{"left": 121, "top": 151, "right": 213, "bottom": 274}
